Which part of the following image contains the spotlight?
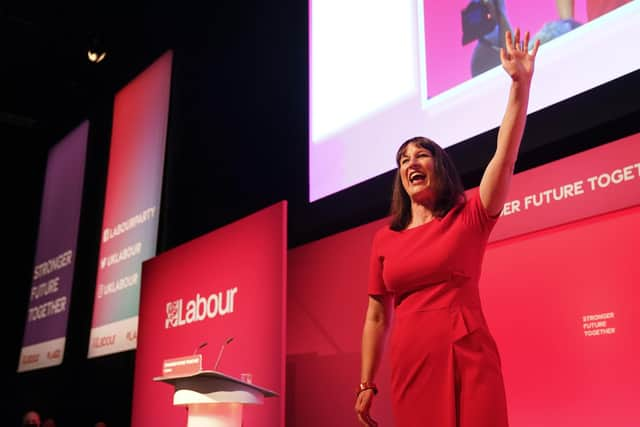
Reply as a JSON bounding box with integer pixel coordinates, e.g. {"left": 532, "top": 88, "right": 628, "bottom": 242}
{"left": 87, "top": 35, "right": 107, "bottom": 63}
{"left": 88, "top": 50, "right": 107, "bottom": 63}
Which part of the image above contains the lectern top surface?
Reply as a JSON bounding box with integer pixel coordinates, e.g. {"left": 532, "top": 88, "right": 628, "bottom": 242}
{"left": 153, "top": 370, "right": 279, "bottom": 397}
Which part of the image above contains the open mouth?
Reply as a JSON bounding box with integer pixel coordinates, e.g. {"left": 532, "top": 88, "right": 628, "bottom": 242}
{"left": 409, "top": 172, "right": 426, "bottom": 184}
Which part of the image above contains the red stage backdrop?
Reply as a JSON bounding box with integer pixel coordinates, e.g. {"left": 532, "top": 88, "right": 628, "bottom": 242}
{"left": 287, "top": 134, "right": 639, "bottom": 426}
{"left": 131, "top": 202, "right": 287, "bottom": 427}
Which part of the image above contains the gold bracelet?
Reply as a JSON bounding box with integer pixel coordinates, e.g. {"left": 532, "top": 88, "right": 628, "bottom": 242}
{"left": 356, "top": 381, "right": 378, "bottom": 396}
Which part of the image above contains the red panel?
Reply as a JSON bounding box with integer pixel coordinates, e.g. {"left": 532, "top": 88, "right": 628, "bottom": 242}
{"left": 132, "top": 202, "right": 287, "bottom": 427}
{"left": 482, "top": 206, "right": 639, "bottom": 427}
{"left": 287, "top": 219, "right": 393, "bottom": 426}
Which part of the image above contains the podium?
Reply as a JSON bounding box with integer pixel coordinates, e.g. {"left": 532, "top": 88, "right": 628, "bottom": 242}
{"left": 154, "top": 370, "right": 279, "bottom": 427}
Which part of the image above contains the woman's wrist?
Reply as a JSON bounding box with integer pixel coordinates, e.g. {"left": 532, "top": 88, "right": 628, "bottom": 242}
{"left": 356, "top": 381, "right": 378, "bottom": 396}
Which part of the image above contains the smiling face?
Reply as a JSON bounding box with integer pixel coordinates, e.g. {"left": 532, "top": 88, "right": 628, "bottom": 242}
{"left": 399, "top": 142, "right": 436, "bottom": 203}
{"left": 390, "top": 136, "right": 465, "bottom": 230}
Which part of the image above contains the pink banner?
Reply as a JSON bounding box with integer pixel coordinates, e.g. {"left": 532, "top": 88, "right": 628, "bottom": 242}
{"left": 491, "top": 132, "right": 639, "bottom": 242}
{"left": 88, "top": 51, "right": 172, "bottom": 358}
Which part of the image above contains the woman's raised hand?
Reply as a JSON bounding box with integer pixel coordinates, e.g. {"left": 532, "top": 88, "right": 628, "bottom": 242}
{"left": 500, "top": 28, "right": 540, "bottom": 83}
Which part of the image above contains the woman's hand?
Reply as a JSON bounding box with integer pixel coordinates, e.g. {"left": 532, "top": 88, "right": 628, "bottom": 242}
{"left": 355, "top": 389, "right": 378, "bottom": 426}
{"left": 500, "top": 28, "right": 540, "bottom": 84}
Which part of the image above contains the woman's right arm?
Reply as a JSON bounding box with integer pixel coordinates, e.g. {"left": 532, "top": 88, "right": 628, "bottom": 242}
{"left": 355, "top": 294, "right": 393, "bottom": 426}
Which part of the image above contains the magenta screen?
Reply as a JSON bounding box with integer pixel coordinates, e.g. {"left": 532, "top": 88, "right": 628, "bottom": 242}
{"left": 309, "top": 0, "right": 639, "bottom": 201}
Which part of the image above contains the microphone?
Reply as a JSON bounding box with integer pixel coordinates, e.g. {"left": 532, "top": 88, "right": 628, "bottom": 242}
{"left": 193, "top": 341, "right": 208, "bottom": 355}
{"left": 213, "top": 337, "right": 234, "bottom": 371}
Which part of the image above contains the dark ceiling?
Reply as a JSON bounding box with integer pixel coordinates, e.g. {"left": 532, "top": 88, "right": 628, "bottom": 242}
{"left": 0, "top": 3, "right": 180, "bottom": 146}
{"left": 2, "top": 2, "right": 206, "bottom": 304}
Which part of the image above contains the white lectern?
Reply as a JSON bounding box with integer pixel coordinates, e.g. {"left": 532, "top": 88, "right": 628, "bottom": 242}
{"left": 154, "top": 370, "right": 279, "bottom": 427}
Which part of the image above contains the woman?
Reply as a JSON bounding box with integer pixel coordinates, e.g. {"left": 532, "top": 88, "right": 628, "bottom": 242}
{"left": 355, "top": 29, "right": 540, "bottom": 427}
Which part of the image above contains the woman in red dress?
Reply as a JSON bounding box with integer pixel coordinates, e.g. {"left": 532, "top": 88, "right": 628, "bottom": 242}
{"left": 355, "top": 29, "right": 540, "bottom": 427}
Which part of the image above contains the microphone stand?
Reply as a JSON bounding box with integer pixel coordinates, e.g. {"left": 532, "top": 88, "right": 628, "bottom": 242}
{"left": 213, "top": 337, "right": 234, "bottom": 371}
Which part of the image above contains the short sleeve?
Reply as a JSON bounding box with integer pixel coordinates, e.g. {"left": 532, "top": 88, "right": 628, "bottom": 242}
{"left": 367, "top": 229, "right": 388, "bottom": 296}
{"left": 461, "top": 190, "right": 500, "bottom": 234}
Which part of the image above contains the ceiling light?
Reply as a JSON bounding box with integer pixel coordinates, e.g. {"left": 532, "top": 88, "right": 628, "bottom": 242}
{"left": 88, "top": 50, "right": 107, "bottom": 63}
{"left": 87, "top": 34, "right": 107, "bottom": 64}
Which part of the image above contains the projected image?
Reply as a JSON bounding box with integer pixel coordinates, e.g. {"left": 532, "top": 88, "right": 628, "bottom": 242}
{"left": 424, "top": 0, "right": 632, "bottom": 99}
{"left": 309, "top": 0, "right": 639, "bottom": 202}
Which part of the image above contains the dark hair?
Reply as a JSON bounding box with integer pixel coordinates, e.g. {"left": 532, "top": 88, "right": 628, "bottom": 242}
{"left": 389, "top": 136, "right": 465, "bottom": 231}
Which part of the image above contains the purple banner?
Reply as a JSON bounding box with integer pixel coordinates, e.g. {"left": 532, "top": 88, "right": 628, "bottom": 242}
{"left": 18, "top": 121, "right": 88, "bottom": 372}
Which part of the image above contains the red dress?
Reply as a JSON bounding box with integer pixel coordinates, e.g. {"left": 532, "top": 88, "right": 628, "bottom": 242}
{"left": 368, "top": 194, "right": 508, "bottom": 427}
